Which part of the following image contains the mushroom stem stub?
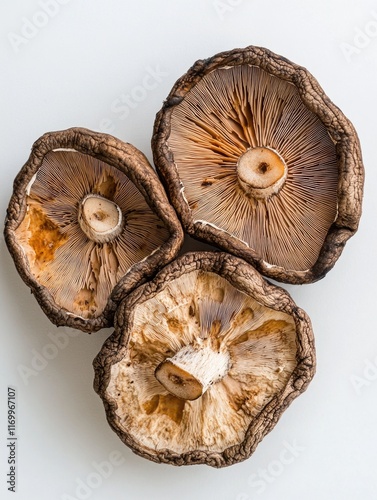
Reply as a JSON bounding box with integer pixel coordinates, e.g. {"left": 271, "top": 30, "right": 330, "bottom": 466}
{"left": 78, "top": 194, "right": 123, "bottom": 243}
{"left": 237, "top": 147, "right": 288, "bottom": 199}
{"left": 155, "top": 344, "right": 230, "bottom": 400}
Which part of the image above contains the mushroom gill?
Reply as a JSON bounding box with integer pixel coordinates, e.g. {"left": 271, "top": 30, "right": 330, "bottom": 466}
{"left": 166, "top": 64, "right": 338, "bottom": 271}
{"left": 106, "top": 269, "right": 297, "bottom": 455}
{"left": 15, "top": 150, "right": 169, "bottom": 319}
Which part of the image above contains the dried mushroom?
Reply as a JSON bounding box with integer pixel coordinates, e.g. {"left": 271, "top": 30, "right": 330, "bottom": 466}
{"left": 94, "top": 252, "right": 315, "bottom": 467}
{"left": 152, "top": 45, "right": 364, "bottom": 284}
{"left": 4, "top": 128, "right": 183, "bottom": 332}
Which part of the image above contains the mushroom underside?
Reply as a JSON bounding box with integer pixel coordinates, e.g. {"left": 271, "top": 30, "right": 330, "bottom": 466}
{"left": 165, "top": 64, "right": 338, "bottom": 272}
{"left": 106, "top": 269, "right": 298, "bottom": 455}
{"left": 14, "top": 150, "right": 170, "bottom": 319}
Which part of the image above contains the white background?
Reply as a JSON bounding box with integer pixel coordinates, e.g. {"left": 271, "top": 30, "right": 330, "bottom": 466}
{"left": 1, "top": 1, "right": 376, "bottom": 499}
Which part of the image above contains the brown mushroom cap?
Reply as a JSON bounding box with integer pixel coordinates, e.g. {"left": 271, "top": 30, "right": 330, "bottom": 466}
{"left": 4, "top": 128, "right": 183, "bottom": 332}
{"left": 94, "top": 252, "right": 315, "bottom": 467}
{"left": 152, "top": 46, "right": 364, "bottom": 284}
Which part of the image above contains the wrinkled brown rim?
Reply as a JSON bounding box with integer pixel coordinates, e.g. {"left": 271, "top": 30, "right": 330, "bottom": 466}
{"left": 152, "top": 45, "right": 364, "bottom": 284}
{"left": 93, "top": 251, "right": 316, "bottom": 467}
{"left": 4, "top": 127, "right": 183, "bottom": 333}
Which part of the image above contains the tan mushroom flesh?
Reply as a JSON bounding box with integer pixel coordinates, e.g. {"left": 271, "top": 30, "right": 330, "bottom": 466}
{"left": 152, "top": 46, "right": 364, "bottom": 284}
{"left": 15, "top": 149, "right": 169, "bottom": 321}
{"left": 95, "top": 252, "right": 315, "bottom": 467}
{"left": 5, "top": 128, "right": 183, "bottom": 332}
{"left": 167, "top": 64, "right": 337, "bottom": 271}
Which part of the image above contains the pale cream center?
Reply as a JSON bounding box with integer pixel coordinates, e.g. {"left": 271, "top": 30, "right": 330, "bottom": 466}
{"left": 79, "top": 194, "right": 123, "bottom": 243}
{"left": 237, "top": 147, "right": 287, "bottom": 199}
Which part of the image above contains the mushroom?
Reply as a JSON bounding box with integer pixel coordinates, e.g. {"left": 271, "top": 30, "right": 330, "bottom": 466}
{"left": 4, "top": 128, "right": 183, "bottom": 332}
{"left": 94, "top": 252, "right": 315, "bottom": 467}
{"left": 152, "top": 46, "right": 364, "bottom": 284}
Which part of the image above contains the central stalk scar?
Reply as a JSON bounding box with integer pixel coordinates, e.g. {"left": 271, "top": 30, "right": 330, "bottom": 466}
{"left": 155, "top": 344, "right": 230, "bottom": 400}
{"left": 78, "top": 193, "right": 124, "bottom": 243}
{"left": 237, "top": 147, "right": 288, "bottom": 199}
